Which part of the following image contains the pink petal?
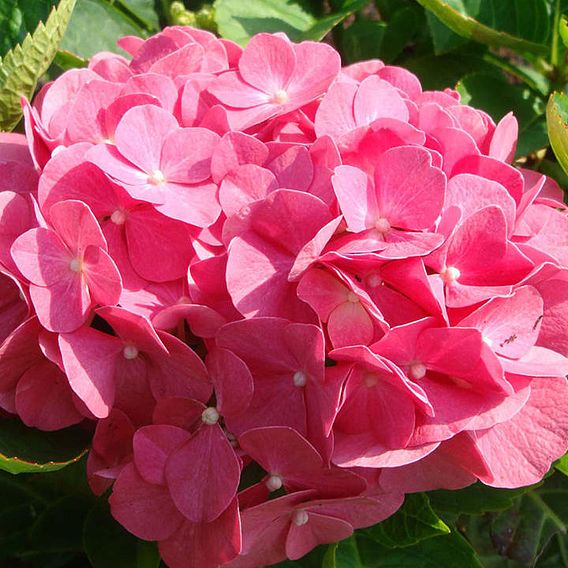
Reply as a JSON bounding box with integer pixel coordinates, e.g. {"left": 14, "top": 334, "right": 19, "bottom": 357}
{"left": 15, "top": 359, "right": 83, "bottom": 431}
{"left": 332, "top": 165, "right": 378, "bottom": 232}
{"left": 30, "top": 276, "right": 91, "bottom": 334}
{"left": 238, "top": 33, "right": 296, "bottom": 94}
{"left": 48, "top": 199, "right": 107, "bottom": 255}
{"left": 206, "top": 348, "right": 253, "bottom": 418}
{"left": 472, "top": 376, "right": 568, "bottom": 487}
{"left": 166, "top": 424, "right": 241, "bottom": 523}
{"left": 133, "top": 425, "right": 191, "bottom": 486}
{"left": 114, "top": 105, "right": 179, "bottom": 172}
{"left": 353, "top": 76, "right": 409, "bottom": 126}
{"left": 159, "top": 500, "right": 241, "bottom": 568}
{"left": 83, "top": 246, "right": 122, "bottom": 307}
{"left": 59, "top": 327, "right": 122, "bottom": 418}
{"left": 286, "top": 511, "right": 352, "bottom": 560}
{"left": 375, "top": 146, "right": 446, "bottom": 229}
{"left": 161, "top": 127, "right": 219, "bottom": 184}
{"left": 110, "top": 463, "right": 184, "bottom": 541}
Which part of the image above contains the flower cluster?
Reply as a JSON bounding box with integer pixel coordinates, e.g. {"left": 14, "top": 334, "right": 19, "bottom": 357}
{"left": 1, "top": 25, "right": 568, "bottom": 568}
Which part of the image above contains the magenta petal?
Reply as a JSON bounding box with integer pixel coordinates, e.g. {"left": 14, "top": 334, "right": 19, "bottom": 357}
{"left": 166, "top": 423, "right": 241, "bottom": 523}
{"left": 206, "top": 348, "right": 253, "bottom": 417}
{"left": 15, "top": 359, "right": 83, "bottom": 431}
{"left": 110, "top": 463, "right": 184, "bottom": 541}
{"left": 286, "top": 511, "right": 353, "bottom": 560}
{"left": 133, "top": 425, "right": 191, "bottom": 486}
{"left": 159, "top": 499, "right": 241, "bottom": 568}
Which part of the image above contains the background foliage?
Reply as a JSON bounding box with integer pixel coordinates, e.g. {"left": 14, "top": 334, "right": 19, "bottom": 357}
{"left": 0, "top": 0, "right": 568, "bottom": 566}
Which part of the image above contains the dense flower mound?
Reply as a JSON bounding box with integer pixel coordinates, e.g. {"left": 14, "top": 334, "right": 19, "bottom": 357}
{"left": 1, "top": 25, "right": 568, "bottom": 567}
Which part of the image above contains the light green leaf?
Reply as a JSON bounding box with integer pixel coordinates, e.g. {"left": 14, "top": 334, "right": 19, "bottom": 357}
{"left": 60, "top": 0, "right": 144, "bottom": 59}
{"left": 0, "top": 0, "right": 76, "bottom": 131}
{"left": 417, "top": 0, "right": 550, "bottom": 56}
{"left": 557, "top": 454, "right": 568, "bottom": 476}
{"left": 548, "top": 92, "right": 568, "bottom": 177}
{"left": 365, "top": 494, "right": 450, "bottom": 548}
{"left": 560, "top": 15, "right": 568, "bottom": 48}
{"left": 213, "top": 0, "right": 367, "bottom": 46}
{"left": 0, "top": 420, "right": 89, "bottom": 474}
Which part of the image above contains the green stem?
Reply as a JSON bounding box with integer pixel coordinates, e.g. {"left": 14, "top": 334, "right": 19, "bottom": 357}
{"left": 551, "top": 0, "right": 561, "bottom": 68}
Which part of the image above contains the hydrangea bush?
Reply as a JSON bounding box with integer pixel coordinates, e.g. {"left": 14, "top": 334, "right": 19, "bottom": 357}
{"left": 1, "top": 1, "right": 568, "bottom": 568}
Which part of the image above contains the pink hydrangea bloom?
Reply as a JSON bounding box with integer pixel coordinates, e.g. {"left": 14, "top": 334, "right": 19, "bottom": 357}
{"left": 0, "top": 25, "right": 567, "bottom": 568}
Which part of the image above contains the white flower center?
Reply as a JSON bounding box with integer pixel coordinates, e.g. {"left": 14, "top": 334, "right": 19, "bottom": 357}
{"left": 375, "top": 217, "right": 391, "bottom": 234}
{"left": 148, "top": 170, "right": 166, "bottom": 186}
{"left": 69, "top": 258, "right": 83, "bottom": 273}
{"left": 123, "top": 345, "right": 139, "bottom": 360}
{"left": 293, "top": 370, "right": 307, "bottom": 387}
{"left": 441, "top": 266, "right": 461, "bottom": 284}
{"left": 293, "top": 510, "right": 309, "bottom": 526}
{"left": 364, "top": 373, "right": 378, "bottom": 387}
{"left": 366, "top": 273, "right": 382, "bottom": 288}
{"left": 110, "top": 209, "right": 127, "bottom": 225}
{"left": 346, "top": 291, "right": 359, "bottom": 303}
{"left": 409, "top": 362, "right": 427, "bottom": 380}
{"left": 272, "top": 89, "right": 289, "bottom": 105}
{"left": 266, "top": 474, "right": 283, "bottom": 492}
{"left": 201, "top": 406, "right": 220, "bottom": 425}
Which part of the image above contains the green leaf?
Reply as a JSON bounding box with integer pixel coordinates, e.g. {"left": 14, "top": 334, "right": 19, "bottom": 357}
{"left": 84, "top": 502, "right": 161, "bottom": 568}
{"left": 0, "top": 0, "right": 76, "bottom": 131}
{"left": 365, "top": 494, "right": 450, "bottom": 548}
{"left": 323, "top": 537, "right": 362, "bottom": 568}
{"left": 60, "top": 0, "right": 145, "bottom": 59}
{"left": 118, "top": 0, "right": 160, "bottom": 32}
{"left": 342, "top": 5, "right": 420, "bottom": 64}
{"left": 0, "top": 420, "right": 89, "bottom": 474}
{"left": 458, "top": 473, "right": 568, "bottom": 566}
{"left": 403, "top": 48, "right": 499, "bottom": 90}
{"left": 30, "top": 495, "right": 92, "bottom": 553}
{"left": 560, "top": 15, "right": 568, "bottom": 48}
{"left": 557, "top": 454, "right": 568, "bottom": 477}
{"left": 429, "top": 482, "right": 536, "bottom": 515}
{"left": 416, "top": 0, "right": 550, "bottom": 56}
{"left": 547, "top": 92, "right": 568, "bottom": 177}
{"left": 456, "top": 72, "right": 548, "bottom": 157}
{"left": 213, "top": 0, "right": 367, "bottom": 45}
{"left": 364, "top": 532, "right": 483, "bottom": 567}
{"left": 0, "top": 0, "right": 59, "bottom": 57}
